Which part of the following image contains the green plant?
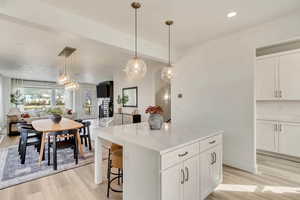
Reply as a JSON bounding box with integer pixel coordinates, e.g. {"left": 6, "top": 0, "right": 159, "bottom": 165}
{"left": 117, "top": 95, "right": 129, "bottom": 105}
{"left": 47, "top": 107, "right": 64, "bottom": 116}
{"left": 10, "top": 90, "right": 25, "bottom": 106}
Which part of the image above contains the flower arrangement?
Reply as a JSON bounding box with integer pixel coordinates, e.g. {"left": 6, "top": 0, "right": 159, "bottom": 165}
{"left": 145, "top": 106, "right": 163, "bottom": 114}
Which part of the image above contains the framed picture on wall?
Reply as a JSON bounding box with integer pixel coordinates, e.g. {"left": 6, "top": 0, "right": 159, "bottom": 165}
{"left": 122, "top": 87, "right": 138, "bottom": 107}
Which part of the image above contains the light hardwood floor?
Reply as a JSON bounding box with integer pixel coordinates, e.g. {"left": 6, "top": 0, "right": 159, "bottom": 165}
{"left": 1, "top": 136, "right": 300, "bottom": 200}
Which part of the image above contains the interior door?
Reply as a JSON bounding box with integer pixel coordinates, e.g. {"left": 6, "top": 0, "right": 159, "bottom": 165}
{"left": 255, "top": 57, "right": 278, "bottom": 100}
{"left": 256, "top": 120, "right": 277, "bottom": 152}
{"left": 161, "top": 163, "right": 183, "bottom": 200}
{"left": 279, "top": 52, "right": 300, "bottom": 100}
{"left": 183, "top": 156, "right": 198, "bottom": 200}
{"left": 199, "top": 150, "right": 213, "bottom": 199}
{"left": 210, "top": 145, "right": 223, "bottom": 189}
{"left": 278, "top": 123, "right": 300, "bottom": 157}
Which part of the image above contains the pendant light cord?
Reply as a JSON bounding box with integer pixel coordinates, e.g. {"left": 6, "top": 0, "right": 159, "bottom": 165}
{"left": 135, "top": 7, "right": 138, "bottom": 58}
{"left": 168, "top": 24, "right": 171, "bottom": 66}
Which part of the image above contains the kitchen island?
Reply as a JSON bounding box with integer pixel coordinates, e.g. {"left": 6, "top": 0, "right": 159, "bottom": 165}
{"left": 93, "top": 123, "right": 223, "bottom": 200}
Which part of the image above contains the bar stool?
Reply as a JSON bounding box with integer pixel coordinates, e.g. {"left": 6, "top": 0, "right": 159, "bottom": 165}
{"left": 107, "top": 144, "right": 123, "bottom": 198}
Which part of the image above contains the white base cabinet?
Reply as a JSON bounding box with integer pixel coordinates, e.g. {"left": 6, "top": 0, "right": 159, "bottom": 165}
{"left": 161, "top": 134, "right": 223, "bottom": 200}
{"left": 199, "top": 145, "right": 222, "bottom": 200}
{"left": 256, "top": 120, "right": 300, "bottom": 158}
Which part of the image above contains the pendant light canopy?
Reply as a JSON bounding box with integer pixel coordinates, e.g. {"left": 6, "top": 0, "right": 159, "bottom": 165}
{"left": 57, "top": 46, "right": 79, "bottom": 90}
{"left": 124, "top": 2, "right": 147, "bottom": 80}
{"left": 161, "top": 20, "right": 174, "bottom": 82}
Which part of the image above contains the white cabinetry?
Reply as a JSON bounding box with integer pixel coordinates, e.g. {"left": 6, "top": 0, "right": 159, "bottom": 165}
{"left": 256, "top": 51, "right": 300, "bottom": 100}
{"left": 279, "top": 53, "right": 300, "bottom": 100}
{"left": 256, "top": 120, "right": 300, "bottom": 158}
{"left": 199, "top": 145, "right": 222, "bottom": 199}
{"left": 256, "top": 120, "right": 277, "bottom": 152}
{"left": 279, "top": 123, "right": 300, "bottom": 157}
{"left": 255, "top": 57, "right": 278, "bottom": 100}
{"left": 161, "top": 135, "right": 222, "bottom": 200}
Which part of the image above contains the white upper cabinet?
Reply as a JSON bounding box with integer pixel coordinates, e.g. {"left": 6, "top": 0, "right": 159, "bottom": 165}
{"left": 279, "top": 52, "right": 300, "bottom": 100}
{"left": 278, "top": 123, "right": 300, "bottom": 157}
{"left": 256, "top": 50, "right": 300, "bottom": 100}
{"left": 255, "top": 57, "right": 278, "bottom": 100}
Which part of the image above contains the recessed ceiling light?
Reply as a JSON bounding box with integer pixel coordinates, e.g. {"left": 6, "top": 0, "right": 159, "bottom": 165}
{"left": 227, "top": 11, "right": 237, "bottom": 18}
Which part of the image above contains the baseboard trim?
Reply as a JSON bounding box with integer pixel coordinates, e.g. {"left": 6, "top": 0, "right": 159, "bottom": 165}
{"left": 223, "top": 159, "right": 257, "bottom": 174}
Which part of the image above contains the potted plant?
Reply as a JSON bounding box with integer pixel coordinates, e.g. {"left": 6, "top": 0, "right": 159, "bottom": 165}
{"left": 47, "top": 107, "right": 64, "bottom": 124}
{"left": 117, "top": 95, "right": 129, "bottom": 113}
{"left": 145, "top": 106, "right": 164, "bottom": 130}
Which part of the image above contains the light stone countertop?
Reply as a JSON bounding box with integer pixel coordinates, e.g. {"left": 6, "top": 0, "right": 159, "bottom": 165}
{"left": 92, "top": 122, "right": 223, "bottom": 154}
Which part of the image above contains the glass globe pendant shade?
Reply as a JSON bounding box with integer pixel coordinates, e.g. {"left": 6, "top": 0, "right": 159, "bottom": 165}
{"left": 65, "top": 80, "right": 79, "bottom": 90}
{"left": 161, "top": 65, "right": 174, "bottom": 82}
{"left": 124, "top": 57, "right": 147, "bottom": 80}
{"left": 57, "top": 73, "right": 70, "bottom": 85}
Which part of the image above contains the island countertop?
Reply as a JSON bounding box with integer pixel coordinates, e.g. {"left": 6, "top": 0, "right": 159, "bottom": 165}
{"left": 92, "top": 122, "right": 223, "bottom": 154}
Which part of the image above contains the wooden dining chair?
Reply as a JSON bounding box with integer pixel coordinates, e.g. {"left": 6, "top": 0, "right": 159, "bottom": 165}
{"left": 47, "top": 130, "right": 78, "bottom": 170}
{"left": 107, "top": 144, "right": 123, "bottom": 198}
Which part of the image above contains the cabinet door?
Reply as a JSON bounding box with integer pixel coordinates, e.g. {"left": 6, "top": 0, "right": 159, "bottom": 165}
{"left": 161, "top": 164, "right": 183, "bottom": 200}
{"left": 210, "top": 146, "right": 222, "bottom": 189}
{"left": 256, "top": 121, "right": 277, "bottom": 152}
{"left": 255, "top": 57, "right": 278, "bottom": 99}
{"left": 279, "top": 52, "right": 300, "bottom": 100}
{"left": 183, "top": 156, "right": 198, "bottom": 200}
{"left": 279, "top": 124, "right": 300, "bottom": 157}
{"left": 199, "top": 151, "right": 213, "bottom": 199}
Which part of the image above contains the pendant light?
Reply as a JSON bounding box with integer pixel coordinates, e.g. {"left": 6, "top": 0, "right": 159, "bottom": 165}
{"left": 57, "top": 56, "right": 70, "bottom": 85}
{"left": 124, "top": 2, "right": 147, "bottom": 80}
{"left": 161, "top": 20, "right": 174, "bottom": 82}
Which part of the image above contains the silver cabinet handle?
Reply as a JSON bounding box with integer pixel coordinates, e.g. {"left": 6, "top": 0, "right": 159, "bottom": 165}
{"left": 279, "top": 124, "right": 282, "bottom": 132}
{"left": 274, "top": 90, "right": 278, "bottom": 98}
{"left": 214, "top": 152, "right": 217, "bottom": 164}
{"left": 274, "top": 124, "right": 277, "bottom": 132}
{"left": 211, "top": 152, "right": 214, "bottom": 165}
{"left": 209, "top": 140, "right": 216, "bottom": 144}
{"left": 185, "top": 167, "right": 189, "bottom": 182}
{"left": 279, "top": 90, "right": 282, "bottom": 98}
{"left": 180, "top": 169, "right": 185, "bottom": 184}
{"left": 178, "top": 151, "right": 188, "bottom": 157}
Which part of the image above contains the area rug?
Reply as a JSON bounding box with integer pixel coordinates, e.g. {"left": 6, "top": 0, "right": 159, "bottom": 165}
{"left": 0, "top": 135, "right": 4, "bottom": 145}
{"left": 0, "top": 144, "right": 97, "bottom": 190}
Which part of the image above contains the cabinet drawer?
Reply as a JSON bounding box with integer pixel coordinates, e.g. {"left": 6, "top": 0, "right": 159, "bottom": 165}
{"left": 161, "top": 143, "right": 199, "bottom": 170}
{"left": 199, "top": 134, "right": 222, "bottom": 153}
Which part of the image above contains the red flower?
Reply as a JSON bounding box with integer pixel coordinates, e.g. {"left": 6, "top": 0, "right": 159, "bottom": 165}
{"left": 145, "top": 106, "right": 163, "bottom": 114}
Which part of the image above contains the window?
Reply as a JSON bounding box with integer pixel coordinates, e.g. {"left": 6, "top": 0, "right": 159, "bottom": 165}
{"left": 22, "top": 87, "right": 68, "bottom": 112}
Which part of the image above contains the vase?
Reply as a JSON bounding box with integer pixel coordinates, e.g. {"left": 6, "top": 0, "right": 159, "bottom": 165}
{"left": 148, "top": 114, "right": 163, "bottom": 130}
{"left": 51, "top": 114, "right": 62, "bottom": 124}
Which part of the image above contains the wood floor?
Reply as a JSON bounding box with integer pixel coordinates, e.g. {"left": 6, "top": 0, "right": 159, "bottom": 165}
{"left": 1, "top": 136, "right": 300, "bottom": 200}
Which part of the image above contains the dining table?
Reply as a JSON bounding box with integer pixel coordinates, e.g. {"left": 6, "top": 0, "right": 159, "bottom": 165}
{"left": 32, "top": 118, "right": 84, "bottom": 164}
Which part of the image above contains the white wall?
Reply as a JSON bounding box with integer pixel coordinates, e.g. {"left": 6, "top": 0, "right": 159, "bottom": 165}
{"left": 113, "top": 64, "right": 160, "bottom": 122}
{"left": 172, "top": 12, "right": 300, "bottom": 173}
{"left": 74, "top": 83, "right": 98, "bottom": 119}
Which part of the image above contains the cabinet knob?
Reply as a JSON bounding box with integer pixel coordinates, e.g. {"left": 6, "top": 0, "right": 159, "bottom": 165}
{"left": 209, "top": 140, "right": 216, "bottom": 144}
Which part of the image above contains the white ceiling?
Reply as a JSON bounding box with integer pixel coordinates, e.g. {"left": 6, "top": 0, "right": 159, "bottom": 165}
{"left": 1, "top": 0, "right": 300, "bottom": 84}
{"left": 0, "top": 17, "right": 164, "bottom": 84}
{"left": 44, "top": 0, "right": 300, "bottom": 52}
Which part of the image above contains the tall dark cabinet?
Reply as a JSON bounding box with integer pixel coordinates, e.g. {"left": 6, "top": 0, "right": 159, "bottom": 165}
{"left": 97, "top": 81, "right": 114, "bottom": 118}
